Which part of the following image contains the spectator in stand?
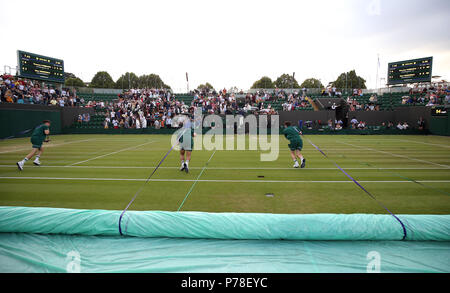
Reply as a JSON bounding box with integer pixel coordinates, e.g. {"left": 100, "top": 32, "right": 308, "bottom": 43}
{"left": 327, "top": 119, "right": 333, "bottom": 128}
{"left": 417, "top": 117, "right": 425, "bottom": 130}
{"left": 350, "top": 117, "right": 358, "bottom": 129}
{"left": 396, "top": 122, "right": 404, "bottom": 130}
{"left": 357, "top": 121, "right": 366, "bottom": 129}
{"left": 83, "top": 113, "right": 90, "bottom": 123}
{"left": 135, "top": 115, "right": 141, "bottom": 129}
{"left": 426, "top": 93, "right": 439, "bottom": 106}
{"left": 0, "top": 75, "right": 78, "bottom": 106}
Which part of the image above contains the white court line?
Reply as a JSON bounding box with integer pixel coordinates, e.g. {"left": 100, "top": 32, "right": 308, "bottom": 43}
{"left": 68, "top": 140, "right": 157, "bottom": 166}
{"left": 132, "top": 148, "right": 450, "bottom": 152}
{"left": 177, "top": 150, "right": 217, "bottom": 211}
{"left": 0, "top": 165, "right": 448, "bottom": 170}
{"left": 393, "top": 139, "right": 450, "bottom": 149}
{"left": 1, "top": 176, "right": 449, "bottom": 183}
{"left": 337, "top": 141, "right": 450, "bottom": 169}
{"left": 0, "top": 138, "right": 98, "bottom": 154}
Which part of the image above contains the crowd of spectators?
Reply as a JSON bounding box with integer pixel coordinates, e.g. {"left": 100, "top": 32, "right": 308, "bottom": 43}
{"left": 2, "top": 74, "right": 448, "bottom": 131}
{"left": 77, "top": 113, "right": 91, "bottom": 124}
{"left": 0, "top": 75, "right": 81, "bottom": 106}
{"left": 280, "top": 94, "right": 309, "bottom": 111}
{"left": 347, "top": 94, "right": 380, "bottom": 111}
{"left": 101, "top": 87, "right": 284, "bottom": 130}
{"left": 401, "top": 91, "right": 448, "bottom": 106}
{"left": 191, "top": 88, "right": 280, "bottom": 115}
{"left": 101, "top": 88, "right": 186, "bottom": 129}
{"left": 405, "top": 83, "right": 450, "bottom": 106}
{"left": 348, "top": 116, "right": 416, "bottom": 131}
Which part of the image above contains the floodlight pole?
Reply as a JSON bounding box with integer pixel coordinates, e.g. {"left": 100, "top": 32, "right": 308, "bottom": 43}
{"left": 186, "top": 72, "right": 189, "bottom": 93}
{"left": 345, "top": 73, "right": 348, "bottom": 95}
{"left": 376, "top": 53, "right": 380, "bottom": 93}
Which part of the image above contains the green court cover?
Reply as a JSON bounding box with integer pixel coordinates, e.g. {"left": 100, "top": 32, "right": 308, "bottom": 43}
{"left": 0, "top": 206, "right": 448, "bottom": 272}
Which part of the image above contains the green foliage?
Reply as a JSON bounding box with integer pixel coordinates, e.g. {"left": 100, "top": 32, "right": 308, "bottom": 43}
{"left": 139, "top": 74, "right": 171, "bottom": 89}
{"left": 300, "top": 78, "right": 324, "bottom": 89}
{"left": 251, "top": 76, "right": 274, "bottom": 89}
{"left": 274, "top": 74, "right": 300, "bottom": 89}
{"left": 197, "top": 82, "right": 214, "bottom": 91}
{"left": 64, "top": 72, "right": 77, "bottom": 79}
{"left": 332, "top": 70, "right": 367, "bottom": 89}
{"left": 89, "top": 71, "right": 115, "bottom": 88}
{"left": 65, "top": 77, "right": 85, "bottom": 87}
{"left": 115, "top": 72, "right": 139, "bottom": 89}
{"left": 115, "top": 73, "right": 171, "bottom": 89}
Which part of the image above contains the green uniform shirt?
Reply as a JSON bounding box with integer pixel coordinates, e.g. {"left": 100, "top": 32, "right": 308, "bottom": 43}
{"left": 30, "top": 124, "right": 49, "bottom": 147}
{"left": 283, "top": 126, "right": 301, "bottom": 142}
{"left": 283, "top": 126, "right": 303, "bottom": 151}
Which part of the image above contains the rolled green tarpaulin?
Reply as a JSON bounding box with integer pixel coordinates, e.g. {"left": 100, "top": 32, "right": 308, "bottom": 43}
{"left": 1, "top": 234, "right": 449, "bottom": 273}
{"left": 0, "top": 206, "right": 449, "bottom": 241}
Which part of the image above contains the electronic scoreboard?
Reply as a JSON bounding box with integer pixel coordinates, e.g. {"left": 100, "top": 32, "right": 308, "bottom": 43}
{"left": 17, "top": 50, "right": 65, "bottom": 83}
{"left": 431, "top": 107, "right": 448, "bottom": 117}
{"left": 387, "top": 57, "right": 432, "bottom": 85}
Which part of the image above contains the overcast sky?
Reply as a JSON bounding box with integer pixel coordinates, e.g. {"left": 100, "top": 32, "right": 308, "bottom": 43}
{"left": 0, "top": 0, "right": 449, "bottom": 92}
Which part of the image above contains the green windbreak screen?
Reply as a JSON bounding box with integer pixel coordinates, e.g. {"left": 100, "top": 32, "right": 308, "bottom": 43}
{"left": 0, "top": 109, "right": 61, "bottom": 138}
{"left": 0, "top": 207, "right": 449, "bottom": 272}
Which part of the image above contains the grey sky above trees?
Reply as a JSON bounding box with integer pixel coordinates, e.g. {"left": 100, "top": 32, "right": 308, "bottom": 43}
{"left": 0, "top": 0, "right": 448, "bottom": 92}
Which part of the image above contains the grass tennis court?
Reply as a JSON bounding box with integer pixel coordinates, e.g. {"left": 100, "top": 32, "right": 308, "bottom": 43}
{"left": 0, "top": 134, "right": 449, "bottom": 214}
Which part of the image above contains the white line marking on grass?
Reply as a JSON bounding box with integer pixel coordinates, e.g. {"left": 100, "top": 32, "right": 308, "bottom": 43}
{"left": 67, "top": 141, "right": 157, "bottom": 166}
{"left": 393, "top": 139, "right": 450, "bottom": 149}
{"left": 1, "top": 176, "right": 449, "bottom": 183}
{"left": 0, "top": 165, "right": 448, "bottom": 170}
{"left": 0, "top": 138, "right": 98, "bottom": 154}
{"left": 177, "top": 150, "right": 216, "bottom": 211}
{"left": 75, "top": 147, "right": 449, "bottom": 152}
{"left": 337, "top": 141, "right": 450, "bottom": 169}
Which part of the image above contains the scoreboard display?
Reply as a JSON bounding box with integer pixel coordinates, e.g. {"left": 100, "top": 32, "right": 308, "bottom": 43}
{"left": 17, "top": 50, "right": 65, "bottom": 83}
{"left": 387, "top": 57, "right": 433, "bottom": 85}
{"left": 431, "top": 107, "right": 448, "bottom": 117}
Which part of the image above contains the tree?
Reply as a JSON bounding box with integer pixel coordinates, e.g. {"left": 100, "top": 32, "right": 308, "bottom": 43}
{"left": 138, "top": 74, "right": 171, "bottom": 89}
{"left": 115, "top": 72, "right": 140, "bottom": 89}
{"left": 300, "top": 78, "right": 324, "bottom": 89}
{"left": 65, "top": 77, "right": 85, "bottom": 87}
{"left": 332, "top": 70, "right": 367, "bottom": 90}
{"left": 274, "top": 74, "right": 300, "bottom": 89}
{"left": 197, "top": 82, "right": 214, "bottom": 91}
{"left": 250, "top": 76, "right": 274, "bottom": 89}
{"left": 90, "top": 71, "right": 115, "bottom": 88}
{"left": 64, "top": 72, "right": 77, "bottom": 79}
